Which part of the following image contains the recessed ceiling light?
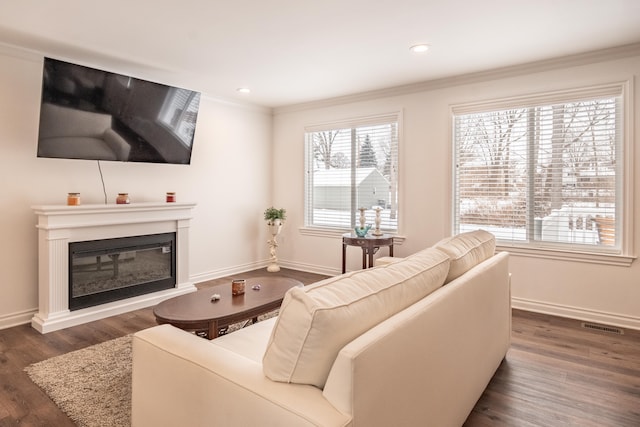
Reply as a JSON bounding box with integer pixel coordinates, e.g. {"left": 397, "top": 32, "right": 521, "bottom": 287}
{"left": 236, "top": 87, "right": 251, "bottom": 94}
{"left": 409, "top": 44, "right": 430, "bottom": 54}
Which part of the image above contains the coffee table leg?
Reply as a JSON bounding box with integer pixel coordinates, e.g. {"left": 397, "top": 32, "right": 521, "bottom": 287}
{"left": 208, "top": 320, "right": 220, "bottom": 340}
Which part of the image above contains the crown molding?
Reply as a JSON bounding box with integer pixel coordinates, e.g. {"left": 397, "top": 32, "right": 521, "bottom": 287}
{"left": 0, "top": 40, "right": 42, "bottom": 62}
{"left": 274, "top": 42, "right": 640, "bottom": 115}
{"left": 201, "top": 92, "right": 273, "bottom": 114}
{"left": 0, "top": 39, "right": 271, "bottom": 115}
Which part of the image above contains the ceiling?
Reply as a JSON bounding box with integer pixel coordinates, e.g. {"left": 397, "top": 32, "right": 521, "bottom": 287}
{"left": 1, "top": 0, "right": 640, "bottom": 108}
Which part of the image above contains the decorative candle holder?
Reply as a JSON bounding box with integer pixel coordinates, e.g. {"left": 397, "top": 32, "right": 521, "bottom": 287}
{"left": 232, "top": 279, "right": 245, "bottom": 296}
{"left": 67, "top": 193, "right": 81, "bottom": 206}
{"left": 372, "top": 207, "right": 383, "bottom": 236}
{"left": 116, "top": 193, "right": 130, "bottom": 204}
{"left": 358, "top": 207, "right": 367, "bottom": 229}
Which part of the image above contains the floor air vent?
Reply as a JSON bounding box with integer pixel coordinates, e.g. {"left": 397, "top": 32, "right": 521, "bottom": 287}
{"left": 581, "top": 322, "right": 624, "bottom": 335}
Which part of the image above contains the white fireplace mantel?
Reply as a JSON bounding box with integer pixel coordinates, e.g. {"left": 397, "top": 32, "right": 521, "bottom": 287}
{"left": 31, "top": 202, "right": 197, "bottom": 333}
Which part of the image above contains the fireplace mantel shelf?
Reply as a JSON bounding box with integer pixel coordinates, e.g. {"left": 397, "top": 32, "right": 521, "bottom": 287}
{"left": 33, "top": 201, "right": 196, "bottom": 215}
{"left": 32, "top": 202, "right": 197, "bottom": 333}
{"left": 32, "top": 202, "right": 197, "bottom": 230}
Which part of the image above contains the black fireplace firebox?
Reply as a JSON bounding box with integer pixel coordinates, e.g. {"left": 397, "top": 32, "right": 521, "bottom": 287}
{"left": 68, "top": 232, "right": 176, "bottom": 311}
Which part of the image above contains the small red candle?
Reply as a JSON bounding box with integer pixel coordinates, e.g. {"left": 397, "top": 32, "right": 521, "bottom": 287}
{"left": 116, "top": 193, "right": 130, "bottom": 204}
{"left": 166, "top": 192, "right": 176, "bottom": 203}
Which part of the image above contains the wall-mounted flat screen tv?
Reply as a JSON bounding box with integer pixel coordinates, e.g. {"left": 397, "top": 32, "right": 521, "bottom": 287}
{"left": 37, "top": 57, "right": 201, "bottom": 164}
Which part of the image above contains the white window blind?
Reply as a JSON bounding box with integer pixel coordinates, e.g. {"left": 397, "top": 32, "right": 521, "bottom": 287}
{"left": 305, "top": 114, "right": 399, "bottom": 232}
{"left": 453, "top": 87, "right": 623, "bottom": 253}
{"left": 159, "top": 88, "right": 201, "bottom": 147}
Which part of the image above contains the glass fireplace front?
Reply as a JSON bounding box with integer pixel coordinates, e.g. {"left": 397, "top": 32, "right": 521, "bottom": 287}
{"left": 69, "top": 232, "right": 176, "bottom": 310}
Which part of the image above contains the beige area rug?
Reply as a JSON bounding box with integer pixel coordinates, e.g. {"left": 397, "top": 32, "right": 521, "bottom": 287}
{"left": 24, "top": 311, "right": 277, "bottom": 427}
{"left": 25, "top": 335, "right": 133, "bottom": 427}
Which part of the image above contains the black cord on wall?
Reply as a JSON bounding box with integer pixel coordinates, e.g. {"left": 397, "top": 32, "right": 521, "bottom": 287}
{"left": 97, "top": 160, "right": 108, "bottom": 204}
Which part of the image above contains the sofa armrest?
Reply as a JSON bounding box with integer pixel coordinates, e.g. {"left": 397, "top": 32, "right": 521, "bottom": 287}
{"left": 323, "top": 252, "right": 510, "bottom": 426}
{"left": 131, "top": 324, "right": 350, "bottom": 427}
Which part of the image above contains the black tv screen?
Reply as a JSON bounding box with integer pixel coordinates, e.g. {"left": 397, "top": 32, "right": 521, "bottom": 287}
{"left": 37, "top": 58, "right": 201, "bottom": 164}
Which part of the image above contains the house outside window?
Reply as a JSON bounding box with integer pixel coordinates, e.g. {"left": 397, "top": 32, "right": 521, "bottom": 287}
{"left": 304, "top": 113, "right": 400, "bottom": 233}
{"left": 452, "top": 83, "right": 633, "bottom": 262}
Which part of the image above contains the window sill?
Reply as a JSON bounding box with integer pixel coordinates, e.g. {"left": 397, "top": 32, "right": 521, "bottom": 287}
{"left": 497, "top": 245, "right": 636, "bottom": 267}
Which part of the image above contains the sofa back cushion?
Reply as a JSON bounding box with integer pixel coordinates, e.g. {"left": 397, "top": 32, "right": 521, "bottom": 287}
{"left": 434, "top": 229, "right": 496, "bottom": 283}
{"left": 262, "top": 247, "right": 450, "bottom": 388}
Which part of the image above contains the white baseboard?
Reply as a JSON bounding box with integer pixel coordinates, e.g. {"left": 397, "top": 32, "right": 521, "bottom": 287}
{"left": 190, "top": 260, "right": 269, "bottom": 284}
{"left": 191, "top": 259, "right": 339, "bottom": 284}
{"left": 198, "top": 260, "right": 640, "bottom": 334}
{"left": 0, "top": 308, "right": 37, "bottom": 330}
{"left": 280, "top": 259, "right": 339, "bottom": 277}
{"left": 13, "top": 261, "right": 637, "bottom": 334}
{"left": 512, "top": 296, "right": 640, "bottom": 331}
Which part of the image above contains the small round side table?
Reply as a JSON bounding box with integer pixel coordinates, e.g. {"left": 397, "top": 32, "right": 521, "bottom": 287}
{"left": 342, "top": 233, "right": 394, "bottom": 273}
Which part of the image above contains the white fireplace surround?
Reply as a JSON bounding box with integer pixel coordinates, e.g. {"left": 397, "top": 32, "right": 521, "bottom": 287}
{"left": 31, "top": 202, "right": 197, "bottom": 333}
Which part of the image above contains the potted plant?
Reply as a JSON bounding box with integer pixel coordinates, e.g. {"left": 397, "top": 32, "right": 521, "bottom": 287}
{"left": 264, "top": 207, "right": 286, "bottom": 226}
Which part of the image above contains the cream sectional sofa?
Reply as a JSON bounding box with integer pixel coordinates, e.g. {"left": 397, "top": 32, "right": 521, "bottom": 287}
{"left": 132, "top": 230, "right": 510, "bottom": 427}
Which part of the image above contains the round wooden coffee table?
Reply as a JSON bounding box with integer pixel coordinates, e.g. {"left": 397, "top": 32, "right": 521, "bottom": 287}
{"left": 153, "top": 276, "right": 302, "bottom": 339}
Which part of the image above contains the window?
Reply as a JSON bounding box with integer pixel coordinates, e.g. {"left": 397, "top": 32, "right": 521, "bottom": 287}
{"left": 304, "top": 113, "right": 399, "bottom": 232}
{"left": 159, "top": 88, "right": 201, "bottom": 147}
{"left": 452, "top": 84, "right": 632, "bottom": 259}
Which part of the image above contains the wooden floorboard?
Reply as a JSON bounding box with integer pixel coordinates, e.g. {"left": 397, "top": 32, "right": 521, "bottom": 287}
{"left": 465, "top": 310, "right": 640, "bottom": 427}
{"left": 1, "top": 268, "right": 639, "bottom": 426}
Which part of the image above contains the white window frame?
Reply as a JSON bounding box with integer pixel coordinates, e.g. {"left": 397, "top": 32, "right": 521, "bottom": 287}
{"left": 158, "top": 88, "right": 201, "bottom": 147}
{"left": 451, "top": 82, "right": 635, "bottom": 266}
{"left": 301, "top": 112, "right": 402, "bottom": 238}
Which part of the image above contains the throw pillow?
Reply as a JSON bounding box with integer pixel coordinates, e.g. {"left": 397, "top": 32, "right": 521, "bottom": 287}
{"left": 262, "top": 247, "right": 450, "bottom": 388}
{"left": 434, "top": 229, "right": 496, "bottom": 283}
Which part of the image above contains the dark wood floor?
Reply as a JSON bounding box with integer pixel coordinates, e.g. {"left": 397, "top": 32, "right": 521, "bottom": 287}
{"left": 1, "top": 268, "right": 639, "bottom": 426}
{"left": 465, "top": 310, "right": 640, "bottom": 427}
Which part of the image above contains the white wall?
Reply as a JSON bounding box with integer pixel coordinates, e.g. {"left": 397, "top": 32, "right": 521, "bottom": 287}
{"left": 2, "top": 40, "right": 638, "bottom": 332}
{"left": 0, "top": 45, "right": 273, "bottom": 329}
{"left": 272, "top": 53, "right": 640, "bottom": 330}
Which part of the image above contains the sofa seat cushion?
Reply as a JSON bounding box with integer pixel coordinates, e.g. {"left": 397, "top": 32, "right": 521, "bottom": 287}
{"left": 262, "top": 247, "right": 450, "bottom": 388}
{"left": 434, "top": 229, "right": 496, "bottom": 283}
{"left": 212, "top": 317, "right": 278, "bottom": 363}
{"left": 373, "top": 256, "right": 400, "bottom": 267}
